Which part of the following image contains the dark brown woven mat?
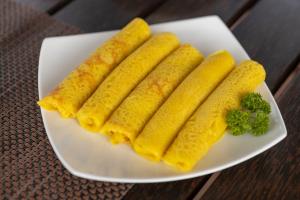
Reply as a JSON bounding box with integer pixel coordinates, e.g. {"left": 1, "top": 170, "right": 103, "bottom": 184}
{"left": 0, "top": 0, "right": 133, "bottom": 199}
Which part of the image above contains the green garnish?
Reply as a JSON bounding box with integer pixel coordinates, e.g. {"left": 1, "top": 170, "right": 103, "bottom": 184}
{"left": 226, "top": 109, "right": 251, "bottom": 136}
{"left": 226, "top": 92, "right": 271, "bottom": 136}
{"left": 250, "top": 111, "right": 270, "bottom": 136}
{"left": 241, "top": 93, "right": 271, "bottom": 114}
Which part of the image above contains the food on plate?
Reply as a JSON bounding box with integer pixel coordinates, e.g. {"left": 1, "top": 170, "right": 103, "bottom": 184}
{"left": 102, "top": 44, "right": 204, "bottom": 144}
{"left": 39, "top": 17, "right": 273, "bottom": 173}
{"left": 250, "top": 110, "right": 270, "bottom": 136}
{"left": 38, "top": 18, "right": 151, "bottom": 118}
{"left": 133, "top": 50, "right": 235, "bottom": 161}
{"left": 226, "top": 109, "right": 251, "bottom": 135}
{"left": 77, "top": 33, "right": 180, "bottom": 132}
{"left": 241, "top": 93, "right": 271, "bottom": 114}
{"left": 227, "top": 92, "right": 271, "bottom": 136}
{"left": 163, "top": 60, "right": 266, "bottom": 171}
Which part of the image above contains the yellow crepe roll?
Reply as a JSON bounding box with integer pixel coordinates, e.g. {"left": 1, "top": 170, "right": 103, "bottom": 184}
{"left": 133, "top": 50, "right": 235, "bottom": 161}
{"left": 77, "top": 33, "right": 180, "bottom": 132}
{"left": 37, "top": 18, "right": 151, "bottom": 118}
{"left": 163, "top": 60, "right": 266, "bottom": 171}
{"left": 102, "top": 44, "right": 204, "bottom": 144}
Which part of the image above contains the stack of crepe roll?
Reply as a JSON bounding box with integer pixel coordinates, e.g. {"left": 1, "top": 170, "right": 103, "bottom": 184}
{"left": 38, "top": 18, "right": 266, "bottom": 171}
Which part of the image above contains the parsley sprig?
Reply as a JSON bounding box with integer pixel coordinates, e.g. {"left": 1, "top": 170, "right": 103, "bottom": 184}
{"left": 241, "top": 93, "right": 271, "bottom": 114}
{"left": 226, "top": 92, "right": 271, "bottom": 136}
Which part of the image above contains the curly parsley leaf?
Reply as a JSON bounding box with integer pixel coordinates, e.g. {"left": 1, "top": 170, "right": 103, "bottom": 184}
{"left": 250, "top": 111, "right": 270, "bottom": 136}
{"left": 241, "top": 93, "right": 271, "bottom": 114}
{"left": 226, "top": 109, "right": 251, "bottom": 136}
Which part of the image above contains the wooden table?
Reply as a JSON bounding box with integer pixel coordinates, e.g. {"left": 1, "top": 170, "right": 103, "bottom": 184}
{"left": 15, "top": 0, "right": 300, "bottom": 199}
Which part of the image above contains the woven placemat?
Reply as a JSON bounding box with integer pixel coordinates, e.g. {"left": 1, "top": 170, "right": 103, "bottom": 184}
{"left": 0, "top": 0, "right": 133, "bottom": 199}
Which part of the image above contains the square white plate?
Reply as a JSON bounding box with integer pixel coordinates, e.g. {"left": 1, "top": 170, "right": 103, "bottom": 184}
{"left": 39, "top": 16, "right": 287, "bottom": 183}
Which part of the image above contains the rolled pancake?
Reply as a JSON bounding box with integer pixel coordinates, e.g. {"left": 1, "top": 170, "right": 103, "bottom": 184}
{"left": 37, "top": 18, "right": 151, "bottom": 118}
{"left": 77, "top": 33, "right": 180, "bottom": 132}
{"left": 102, "top": 44, "right": 204, "bottom": 144}
{"left": 163, "top": 60, "right": 266, "bottom": 171}
{"left": 133, "top": 50, "right": 235, "bottom": 161}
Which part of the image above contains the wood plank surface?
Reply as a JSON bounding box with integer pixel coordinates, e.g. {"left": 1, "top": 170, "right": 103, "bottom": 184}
{"left": 147, "top": 0, "right": 257, "bottom": 26}
{"left": 14, "top": 0, "right": 72, "bottom": 13}
{"left": 54, "top": 0, "right": 166, "bottom": 32}
{"left": 123, "top": 177, "right": 209, "bottom": 200}
{"left": 201, "top": 63, "right": 300, "bottom": 200}
{"left": 232, "top": 0, "right": 300, "bottom": 92}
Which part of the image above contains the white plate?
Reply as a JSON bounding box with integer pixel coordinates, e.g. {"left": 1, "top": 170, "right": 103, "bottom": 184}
{"left": 38, "top": 16, "right": 287, "bottom": 183}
